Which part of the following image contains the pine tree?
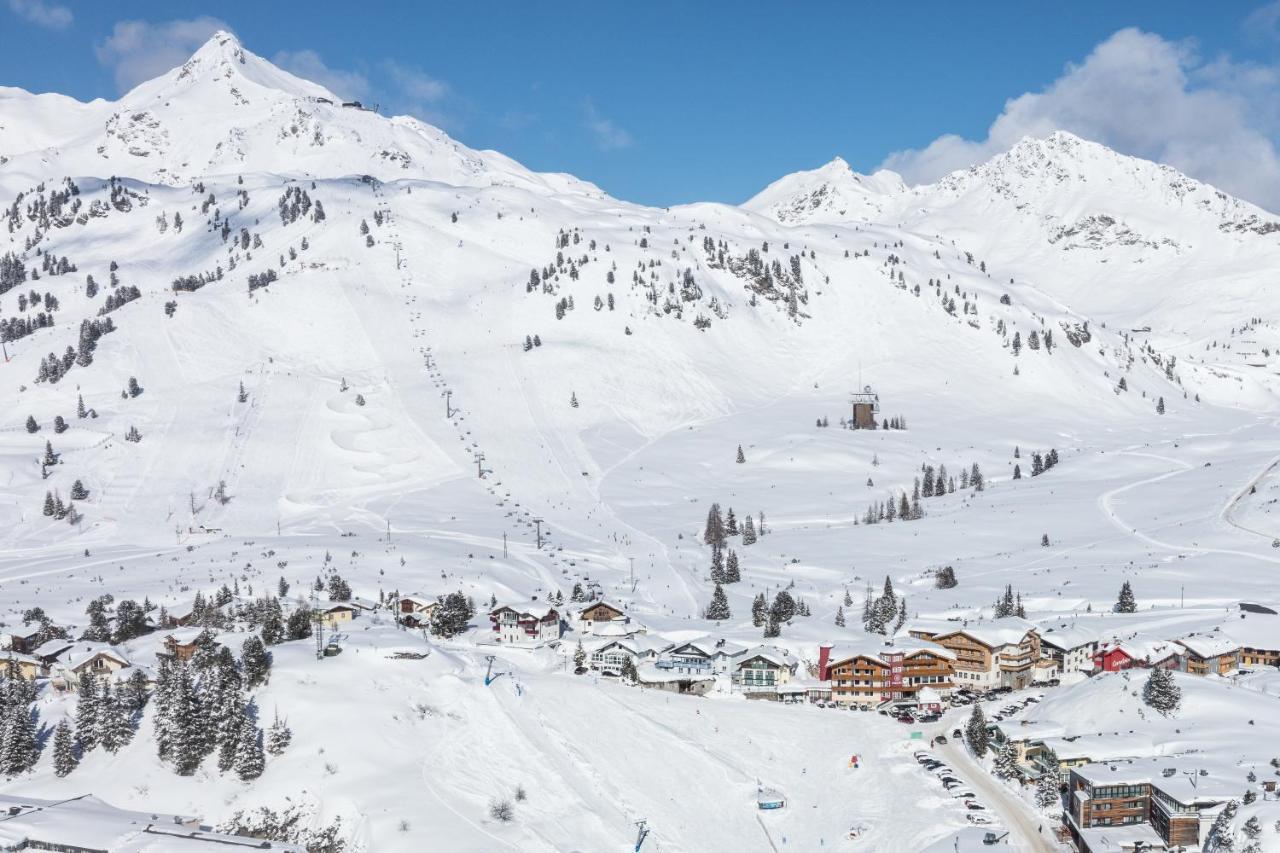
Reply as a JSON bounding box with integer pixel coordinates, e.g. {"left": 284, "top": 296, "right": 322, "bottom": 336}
{"left": 98, "top": 681, "right": 134, "bottom": 754}
{"left": 53, "top": 720, "right": 78, "bottom": 777}
{"left": 741, "top": 516, "right": 757, "bottom": 545}
{"left": 703, "top": 503, "right": 725, "bottom": 547}
{"left": 74, "top": 672, "right": 100, "bottom": 751}
{"left": 992, "top": 740, "right": 1018, "bottom": 779}
{"left": 894, "top": 599, "right": 907, "bottom": 633}
{"left": 1035, "top": 769, "right": 1060, "bottom": 808}
{"left": 725, "top": 550, "right": 741, "bottom": 583}
{"left": 1142, "top": 666, "right": 1181, "bottom": 715}
{"left": 750, "top": 593, "right": 767, "bottom": 627}
{"left": 1156, "top": 396, "right": 1165, "bottom": 415}
{"left": 233, "top": 718, "right": 265, "bottom": 780}
{"left": 241, "top": 636, "right": 270, "bottom": 688}
{"left": 573, "top": 641, "right": 586, "bottom": 671}
{"left": 709, "top": 547, "right": 725, "bottom": 584}
{"left": 834, "top": 605, "right": 846, "bottom": 627}
{"left": 266, "top": 713, "right": 292, "bottom": 755}
{"left": 620, "top": 656, "right": 638, "bottom": 681}
{"left": 706, "top": 584, "right": 731, "bottom": 621}
{"left": 736, "top": 445, "right": 746, "bottom": 463}
{"left": 1115, "top": 581, "right": 1137, "bottom": 613}
{"left": 0, "top": 704, "right": 39, "bottom": 776}
{"left": 24, "top": 415, "right": 38, "bottom": 434}
{"left": 965, "top": 704, "right": 990, "bottom": 756}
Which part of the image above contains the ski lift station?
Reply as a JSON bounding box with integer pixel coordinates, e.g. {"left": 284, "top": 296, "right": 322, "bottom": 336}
{"left": 850, "top": 385, "right": 879, "bottom": 429}
{"left": 756, "top": 788, "right": 786, "bottom": 810}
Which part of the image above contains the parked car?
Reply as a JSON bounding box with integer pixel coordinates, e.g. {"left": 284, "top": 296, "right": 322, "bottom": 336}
{"left": 966, "top": 803, "right": 986, "bottom": 811}
{"left": 896, "top": 714, "right": 915, "bottom": 724}
{"left": 967, "top": 813, "right": 994, "bottom": 825}
{"left": 952, "top": 728, "right": 964, "bottom": 739}
{"left": 933, "top": 735, "right": 948, "bottom": 745}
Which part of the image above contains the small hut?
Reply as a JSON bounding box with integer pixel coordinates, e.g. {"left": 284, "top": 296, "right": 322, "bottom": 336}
{"left": 850, "top": 385, "right": 879, "bottom": 429}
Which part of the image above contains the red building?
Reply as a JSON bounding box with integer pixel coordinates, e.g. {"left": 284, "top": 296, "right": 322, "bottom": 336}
{"left": 1091, "top": 640, "right": 1178, "bottom": 673}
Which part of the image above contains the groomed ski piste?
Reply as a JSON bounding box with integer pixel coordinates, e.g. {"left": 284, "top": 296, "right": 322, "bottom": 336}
{"left": 1, "top": 31, "right": 1280, "bottom": 853}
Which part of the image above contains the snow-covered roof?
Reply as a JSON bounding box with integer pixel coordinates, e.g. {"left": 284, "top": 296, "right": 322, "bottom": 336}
{"left": 57, "top": 642, "right": 131, "bottom": 671}
{"left": 670, "top": 636, "right": 746, "bottom": 658}
{"left": 164, "top": 628, "right": 214, "bottom": 645}
{"left": 576, "top": 600, "right": 626, "bottom": 618}
{"left": 735, "top": 645, "right": 798, "bottom": 670}
{"left": 593, "top": 636, "right": 669, "bottom": 656}
{"left": 591, "top": 620, "right": 645, "bottom": 638}
{"left": 1037, "top": 623, "right": 1099, "bottom": 652}
{"left": 944, "top": 617, "right": 1038, "bottom": 648}
{"left": 400, "top": 593, "right": 436, "bottom": 607}
{"left": 2, "top": 624, "right": 42, "bottom": 641}
{"left": 1038, "top": 733, "right": 1154, "bottom": 763}
{"left": 1072, "top": 820, "right": 1165, "bottom": 852}
{"left": 827, "top": 636, "right": 956, "bottom": 667}
{"left": 993, "top": 720, "right": 1067, "bottom": 742}
{"left": 1071, "top": 761, "right": 1152, "bottom": 787}
{"left": 0, "top": 792, "right": 306, "bottom": 851}
{"left": 30, "top": 638, "right": 72, "bottom": 659}
{"left": 1175, "top": 634, "right": 1239, "bottom": 658}
{"left": 635, "top": 664, "right": 715, "bottom": 684}
{"left": 0, "top": 651, "right": 40, "bottom": 667}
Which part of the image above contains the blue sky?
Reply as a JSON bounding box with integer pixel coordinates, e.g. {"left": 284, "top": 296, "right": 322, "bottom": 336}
{"left": 5, "top": 1, "right": 1280, "bottom": 208}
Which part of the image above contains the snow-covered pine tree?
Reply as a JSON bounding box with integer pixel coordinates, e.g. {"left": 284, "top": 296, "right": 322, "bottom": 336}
{"left": 1114, "top": 581, "right": 1137, "bottom": 613}
{"left": 266, "top": 713, "right": 292, "bottom": 755}
{"left": 98, "top": 681, "right": 135, "bottom": 754}
{"left": 725, "top": 550, "right": 741, "bottom": 583}
{"left": 241, "top": 635, "right": 271, "bottom": 688}
{"left": 0, "top": 704, "right": 39, "bottom": 776}
{"left": 1142, "top": 666, "right": 1181, "bottom": 715}
{"left": 705, "top": 584, "right": 731, "bottom": 621}
{"left": 233, "top": 718, "right": 265, "bottom": 781}
{"left": 709, "top": 548, "right": 726, "bottom": 584}
{"left": 992, "top": 740, "right": 1018, "bottom": 779}
{"left": 741, "top": 516, "right": 757, "bottom": 545}
{"left": 736, "top": 445, "right": 745, "bottom": 463}
{"left": 53, "top": 719, "right": 78, "bottom": 777}
{"left": 750, "top": 593, "right": 766, "bottom": 627}
{"left": 965, "top": 704, "right": 990, "bottom": 756}
{"left": 74, "top": 672, "right": 100, "bottom": 751}
{"left": 1035, "top": 769, "right": 1060, "bottom": 808}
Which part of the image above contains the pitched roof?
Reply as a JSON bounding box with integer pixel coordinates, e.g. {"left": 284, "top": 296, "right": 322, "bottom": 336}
{"left": 578, "top": 600, "right": 626, "bottom": 618}
{"left": 1037, "top": 623, "right": 1099, "bottom": 652}
{"left": 1175, "top": 634, "right": 1239, "bottom": 659}
{"left": 31, "top": 638, "right": 73, "bottom": 658}
{"left": 826, "top": 637, "right": 956, "bottom": 667}
{"left": 735, "top": 645, "right": 798, "bottom": 669}
{"left": 58, "top": 642, "right": 131, "bottom": 671}
{"left": 939, "top": 617, "right": 1038, "bottom": 648}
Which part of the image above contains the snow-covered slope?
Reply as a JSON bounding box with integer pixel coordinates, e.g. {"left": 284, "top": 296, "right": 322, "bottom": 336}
{"left": 2, "top": 33, "right": 1280, "bottom": 853}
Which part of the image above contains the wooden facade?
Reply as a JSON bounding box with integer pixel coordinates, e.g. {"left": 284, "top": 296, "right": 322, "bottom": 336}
{"left": 827, "top": 649, "right": 953, "bottom": 705}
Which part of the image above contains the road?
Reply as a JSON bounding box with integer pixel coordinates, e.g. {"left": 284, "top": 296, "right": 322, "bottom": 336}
{"left": 927, "top": 716, "right": 1062, "bottom": 853}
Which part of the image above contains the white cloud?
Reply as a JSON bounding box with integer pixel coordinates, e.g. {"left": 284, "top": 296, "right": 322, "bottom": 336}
{"left": 880, "top": 28, "right": 1280, "bottom": 212}
{"left": 273, "top": 49, "right": 370, "bottom": 102}
{"left": 7, "top": 0, "right": 71, "bottom": 29}
{"left": 384, "top": 62, "right": 449, "bottom": 104}
{"left": 1244, "top": 1, "right": 1280, "bottom": 41}
{"left": 95, "top": 17, "right": 228, "bottom": 92}
{"left": 584, "top": 100, "right": 632, "bottom": 151}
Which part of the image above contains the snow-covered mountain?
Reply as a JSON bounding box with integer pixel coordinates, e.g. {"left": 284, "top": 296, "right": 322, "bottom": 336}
{"left": 2, "top": 33, "right": 1280, "bottom": 853}
{"left": 749, "top": 131, "right": 1280, "bottom": 339}
{"left": 0, "top": 31, "right": 601, "bottom": 197}
{"left": 742, "top": 156, "right": 906, "bottom": 224}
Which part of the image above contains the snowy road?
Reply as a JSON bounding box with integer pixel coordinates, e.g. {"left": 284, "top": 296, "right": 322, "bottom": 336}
{"left": 929, "top": 719, "right": 1062, "bottom": 853}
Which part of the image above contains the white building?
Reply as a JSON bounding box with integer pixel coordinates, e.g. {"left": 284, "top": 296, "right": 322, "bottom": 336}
{"left": 1037, "top": 623, "right": 1098, "bottom": 684}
